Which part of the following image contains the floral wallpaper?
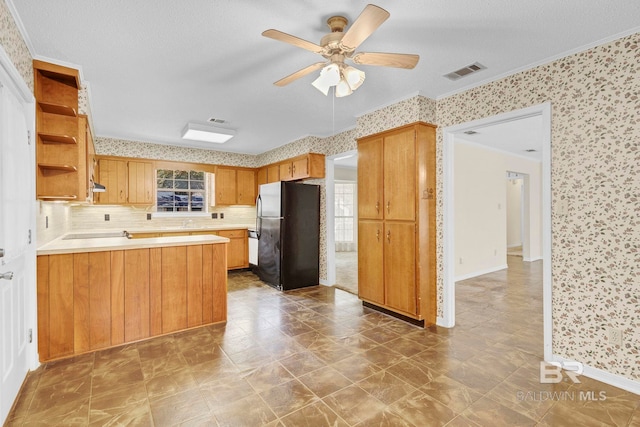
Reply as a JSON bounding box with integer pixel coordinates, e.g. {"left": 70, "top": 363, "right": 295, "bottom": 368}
{"left": 95, "top": 137, "right": 257, "bottom": 167}
{"left": 436, "top": 32, "right": 640, "bottom": 380}
{"left": 0, "top": 0, "right": 32, "bottom": 91}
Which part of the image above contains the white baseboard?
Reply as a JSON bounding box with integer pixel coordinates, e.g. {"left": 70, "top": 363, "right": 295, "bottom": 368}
{"left": 507, "top": 243, "right": 522, "bottom": 248}
{"left": 551, "top": 354, "right": 640, "bottom": 395}
{"left": 455, "top": 264, "right": 508, "bottom": 282}
{"left": 319, "top": 278, "right": 330, "bottom": 286}
{"left": 523, "top": 256, "right": 543, "bottom": 262}
{"left": 436, "top": 316, "right": 454, "bottom": 328}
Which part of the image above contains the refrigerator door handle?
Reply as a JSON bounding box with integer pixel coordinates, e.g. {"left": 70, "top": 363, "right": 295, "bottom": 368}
{"left": 256, "top": 194, "right": 262, "bottom": 238}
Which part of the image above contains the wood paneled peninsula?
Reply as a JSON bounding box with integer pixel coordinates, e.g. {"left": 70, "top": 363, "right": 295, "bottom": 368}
{"left": 37, "top": 233, "right": 229, "bottom": 362}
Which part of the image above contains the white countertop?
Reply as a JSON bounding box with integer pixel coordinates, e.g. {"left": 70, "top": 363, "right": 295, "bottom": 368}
{"left": 38, "top": 233, "right": 230, "bottom": 255}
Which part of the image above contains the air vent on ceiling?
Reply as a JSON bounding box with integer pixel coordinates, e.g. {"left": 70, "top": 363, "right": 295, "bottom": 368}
{"left": 524, "top": 149, "right": 537, "bottom": 152}
{"left": 444, "top": 62, "right": 486, "bottom": 81}
{"left": 208, "top": 117, "right": 226, "bottom": 124}
{"left": 463, "top": 130, "right": 478, "bottom": 135}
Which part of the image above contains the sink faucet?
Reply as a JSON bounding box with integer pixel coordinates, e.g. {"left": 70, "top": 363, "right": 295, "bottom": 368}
{"left": 182, "top": 219, "right": 194, "bottom": 229}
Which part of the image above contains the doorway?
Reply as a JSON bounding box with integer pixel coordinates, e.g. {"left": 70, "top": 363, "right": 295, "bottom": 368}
{"left": 326, "top": 150, "right": 358, "bottom": 294}
{"left": 506, "top": 172, "right": 525, "bottom": 258}
{"left": 442, "top": 102, "right": 552, "bottom": 361}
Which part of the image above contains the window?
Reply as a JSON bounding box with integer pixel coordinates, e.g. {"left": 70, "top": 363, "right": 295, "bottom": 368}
{"left": 156, "top": 169, "right": 206, "bottom": 212}
{"left": 334, "top": 182, "right": 355, "bottom": 242}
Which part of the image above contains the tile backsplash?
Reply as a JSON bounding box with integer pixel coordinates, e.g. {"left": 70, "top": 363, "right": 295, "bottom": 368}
{"left": 70, "top": 205, "right": 256, "bottom": 231}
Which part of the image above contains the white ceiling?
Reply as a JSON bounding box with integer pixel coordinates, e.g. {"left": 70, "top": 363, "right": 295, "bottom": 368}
{"left": 9, "top": 1, "right": 640, "bottom": 155}
{"left": 456, "top": 115, "right": 543, "bottom": 161}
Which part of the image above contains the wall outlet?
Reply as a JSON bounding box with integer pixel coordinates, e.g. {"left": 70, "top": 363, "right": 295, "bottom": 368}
{"left": 211, "top": 213, "right": 218, "bottom": 219}
{"left": 610, "top": 328, "right": 623, "bottom": 347}
{"left": 105, "top": 214, "right": 110, "bottom": 221}
{"left": 459, "top": 257, "right": 463, "bottom": 265}
{"left": 220, "top": 213, "right": 224, "bottom": 219}
{"left": 146, "top": 213, "right": 152, "bottom": 220}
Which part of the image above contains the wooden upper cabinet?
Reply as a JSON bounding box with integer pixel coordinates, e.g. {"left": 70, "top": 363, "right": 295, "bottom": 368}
{"left": 215, "top": 167, "right": 256, "bottom": 205}
{"left": 34, "top": 60, "right": 84, "bottom": 201}
{"left": 266, "top": 164, "right": 280, "bottom": 183}
{"left": 96, "top": 159, "right": 127, "bottom": 204}
{"left": 237, "top": 169, "right": 256, "bottom": 205}
{"left": 215, "top": 167, "right": 237, "bottom": 205}
{"left": 127, "top": 161, "right": 154, "bottom": 205}
{"left": 257, "top": 167, "right": 268, "bottom": 187}
{"left": 383, "top": 129, "right": 416, "bottom": 221}
{"left": 273, "top": 153, "right": 325, "bottom": 182}
{"left": 357, "top": 136, "right": 384, "bottom": 220}
{"left": 279, "top": 162, "right": 293, "bottom": 181}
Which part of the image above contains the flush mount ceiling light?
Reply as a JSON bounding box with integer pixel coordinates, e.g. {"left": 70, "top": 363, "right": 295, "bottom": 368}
{"left": 262, "top": 4, "right": 419, "bottom": 98}
{"left": 181, "top": 122, "right": 235, "bottom": 143}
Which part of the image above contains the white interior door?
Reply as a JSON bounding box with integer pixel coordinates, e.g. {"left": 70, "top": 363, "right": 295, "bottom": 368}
{"left": 0, "top": 58, "right": 36, "bottom": 423}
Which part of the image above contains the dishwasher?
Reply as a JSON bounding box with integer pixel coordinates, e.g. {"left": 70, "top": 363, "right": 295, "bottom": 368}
{"left": 248, "top": 228, "right": 258, "bottom": 267}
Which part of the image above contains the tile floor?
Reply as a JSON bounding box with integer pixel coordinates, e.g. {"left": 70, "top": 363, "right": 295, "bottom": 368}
{"left": 6, "top": 257, "right": 640, "bottom": 426}
{"left": 334, "top": 251, "right": 357, "bottom": 295}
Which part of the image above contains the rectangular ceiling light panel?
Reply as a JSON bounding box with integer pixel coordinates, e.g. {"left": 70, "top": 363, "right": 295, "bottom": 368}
{"left": 181, "top": 122, "right": 235, "bottom": 143}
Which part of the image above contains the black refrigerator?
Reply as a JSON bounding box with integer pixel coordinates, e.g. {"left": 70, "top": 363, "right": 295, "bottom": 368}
{"left": 255, "top": 181, "right": 320, "bottom": 291}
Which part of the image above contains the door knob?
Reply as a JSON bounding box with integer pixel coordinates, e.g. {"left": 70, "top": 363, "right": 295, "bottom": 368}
{"left": 0, "top": 272, "right": 13, "bottom": 280}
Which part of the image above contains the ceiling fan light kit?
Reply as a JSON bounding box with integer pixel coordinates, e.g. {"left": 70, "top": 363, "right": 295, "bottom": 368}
{"left": 263, "top": 4, "right": 419, "bottom": 97}
{"left": 311, "top": 62, "right": 366, "bottom": 97}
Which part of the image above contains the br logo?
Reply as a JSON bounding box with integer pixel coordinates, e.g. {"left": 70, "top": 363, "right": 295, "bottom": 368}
{"left": 540, "top": 361, "right": 583, "bottom": 383}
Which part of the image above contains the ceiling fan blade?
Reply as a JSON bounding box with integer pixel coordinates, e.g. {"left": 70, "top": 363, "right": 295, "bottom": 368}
{"left": 262, "top": 29, "right": 324, "bottom": 54}
{"left": 352, "top": 52, "right": 420, "bottom": 69}
{"left": 339, "top": 4, "right": 390, "bottom": 51}
{"left": 274, "top": 62, "right": 326, "bottom": 87}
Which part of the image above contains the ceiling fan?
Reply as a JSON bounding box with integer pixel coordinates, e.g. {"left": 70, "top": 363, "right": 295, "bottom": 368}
{"left": 262, "top": 4, "right": 419, "bottom": 97}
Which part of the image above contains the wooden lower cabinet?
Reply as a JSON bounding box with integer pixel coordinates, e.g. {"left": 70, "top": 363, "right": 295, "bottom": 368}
{"left": 218, "top": 229, "right": 248, "bottom": 269}
{"left": 357, "top": 221, "right": 384, "bottom": 305}
{"left": 37, "top": 243, "right": 227, "bottom": 362}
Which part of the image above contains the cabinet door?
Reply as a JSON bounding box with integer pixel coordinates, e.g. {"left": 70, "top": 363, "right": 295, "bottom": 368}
{"left": 128, "top": 161, "right": 154, "bottom": 204}
{"left": 237, "top": 169, "right": 256, "bottom": 205}
{"left": 291, "top": 157, "right": 308, "bottom": 179}
{"left": 358, "top": 220, "right": 384, "bottom": 304}
{"left": 97, "top": 159, "right": 127, "bottom": 204}
{"left": 279, "top": 162, "right": 293, "bottom": 181}
{"left": 216, "top": 167, "right": 237, "bottom": 205}
{"left": 257, "top": 167, "right": 267, "bottom": 187}
{"left": 358, "top": 137, "right": 384, "bottom": 220}
{"left": 383, "top": 129, "right": 416, "bottom": 221}
{"left": 218, "top": 229, "right": 248, "bottom": 269}
{"left": 267, "top": 164, "right": 280, "bottom": 183}
{"left": 384, "top": 222, "right": 417, "bottom": 315}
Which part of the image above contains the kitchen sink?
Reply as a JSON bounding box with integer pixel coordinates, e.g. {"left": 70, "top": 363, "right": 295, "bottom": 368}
{"left": 62, "top": 231, "right": 129, "bottom": 240}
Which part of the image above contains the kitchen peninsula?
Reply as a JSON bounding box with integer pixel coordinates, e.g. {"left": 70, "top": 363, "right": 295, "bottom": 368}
{"left": 37, "top": 233, "right": 229, "bottom": 362}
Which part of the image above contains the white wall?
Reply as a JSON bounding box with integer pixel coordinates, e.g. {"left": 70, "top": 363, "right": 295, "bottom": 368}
{"left": 506, "top": 157, "right": 542, "bottom": 261}
{"left": 454, "top": 142, "right": 507, "bottom": 279}
{"left": 454, "top": 141, "right": 543, "bottom": 279}
{"left": 506, "top": 178, "right": 523, "bottom": 247}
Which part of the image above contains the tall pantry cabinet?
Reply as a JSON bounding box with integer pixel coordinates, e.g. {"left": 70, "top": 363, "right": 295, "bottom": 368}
{"left": 357, "top": 122, "right": 437, "bottom": 325}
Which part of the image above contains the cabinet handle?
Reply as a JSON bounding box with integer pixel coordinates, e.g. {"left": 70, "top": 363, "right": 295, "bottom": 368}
{"left": 375, "top": 201, "right": 379, "bottom": 213}
{"left": 376, "top": 229, "right": 380, "bottom": 241}
{"left": 288, "top": 165, "right": 292, "bottom": 175}
{"left": 386, "top": 230, "right": 391, "bottom": 243}
{"left": 386, "top": 201, "right": 390, "bottom": 214}
{"left": 293, "top": 165, "right": 296, "bottom": 173}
